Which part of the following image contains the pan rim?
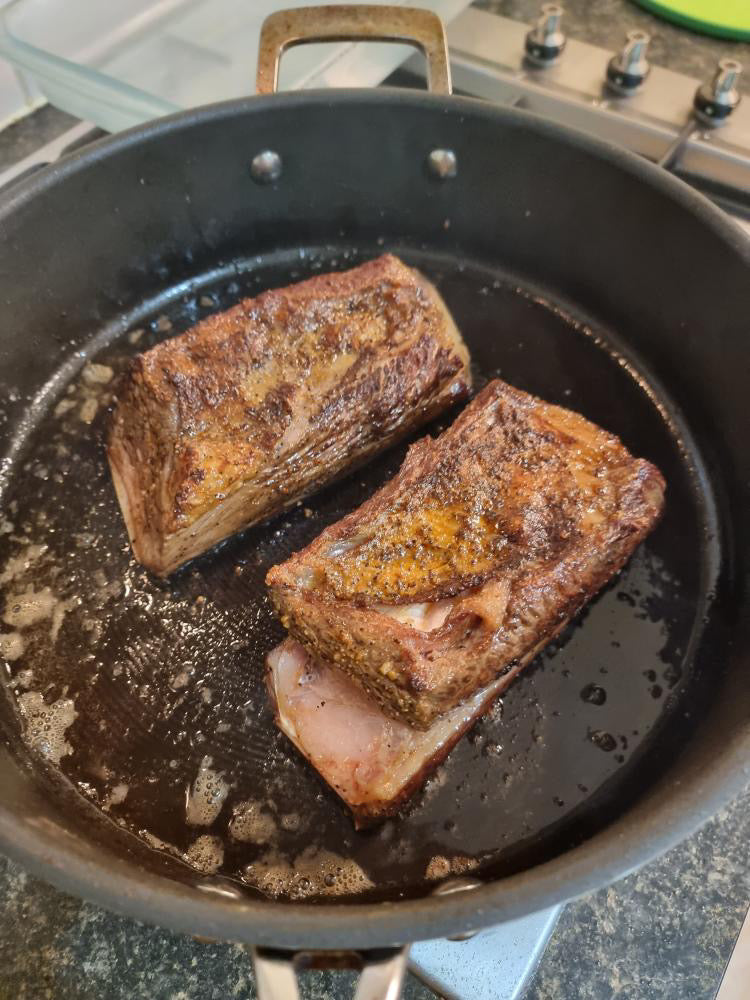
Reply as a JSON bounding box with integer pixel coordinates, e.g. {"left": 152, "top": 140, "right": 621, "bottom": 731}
{"left": 0, "top": 88, "right": 748, "bottom": 948}
{"left": 1, "top": 88, "right": 749, "bottom": 262}
{"left": 0, "top": 742, "right": 746, "bottom": 948}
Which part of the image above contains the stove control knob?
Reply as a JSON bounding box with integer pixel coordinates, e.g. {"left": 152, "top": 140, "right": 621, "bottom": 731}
{"left": 693, "top": 58, "right": 743, "bottom": 125}
{"left": 525, "top": 4, "right": 566, "bottom": 67}
{"left": 606, "top": 30, "right": 650, "bottom": 95}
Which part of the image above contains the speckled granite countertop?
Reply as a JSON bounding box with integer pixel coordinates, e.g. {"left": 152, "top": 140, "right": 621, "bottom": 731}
{"left": 1, "top": 2, "right": 749, "bottom": 998}
{"left": 526, "top": 788, "right": 750, "bottom": 1000}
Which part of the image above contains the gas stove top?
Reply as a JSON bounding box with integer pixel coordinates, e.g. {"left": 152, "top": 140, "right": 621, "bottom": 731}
{"left": 412, "top": 4, "right": 750, "bottom": 231}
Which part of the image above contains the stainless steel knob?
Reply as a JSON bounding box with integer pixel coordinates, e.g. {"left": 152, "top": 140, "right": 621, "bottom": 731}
{"left": 693, "top": 58, "right": 743, "bottom": 126}
{"left": 525, "top": 4, "right": 566, "bottom": 67}
{"left": 606, "top": 29, "right": 650, "bottom": 95}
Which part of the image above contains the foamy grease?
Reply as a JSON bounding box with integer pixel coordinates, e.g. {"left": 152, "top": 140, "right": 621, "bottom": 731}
{"left": 139, "top": 827, "right": 224, "bottom": 875}
{"left": 184, "top": 835, "right": 224, "bottom": 874}
{"left": 0, "top": 544, "right": 47, "bottom": 585}
{"left": 103, "top": 783, "right": 129, "bottom": 810}
{"left": 170, "top": 669, "right": 191, "bottom": 690}
{"left": 2, "top": 584, "right": 75, "bottom": 642}
{"left": 3, "top": 586, "right": 57, "bottom": 628}
{"left": 51, "top": 362, "right": 114, "bottom": 426}
{"left": 54, "top": 399, "right": 76, "bottom": 418}
{"left": 280, "top": 812, "right": 302, "bottom": 832}
{"left": 79, "top": 398, "right": 98, "bottom": 424}
{"left": 228, "top": 800, "right": 277, "bottom": 844}
{"left": 16, "top": 690, "right": 77, "bottom": 765}
{"left": 141, "top": 830, "right": 175, "bottom": 852}
{"left": 425, "top": 855, "right": 479, "bottom": 881}
{"left": 0, "top": 632, "right": 24, "bottom": 661}
{"left": 243, "top": 846, "right": 373, "bottom": 900}
{"left": 81, "top": 363, "right": 114, "bottom": 386}
{"left": 185, "top": 756, "right": 230, "bottom": 827}
{"left": 13, "top": 667, "right": 34, "bottom": 687}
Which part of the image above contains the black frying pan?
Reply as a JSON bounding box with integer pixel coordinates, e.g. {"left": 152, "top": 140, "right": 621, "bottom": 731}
{"left": 0, "top": 6, "right": 749, "bottom": 997}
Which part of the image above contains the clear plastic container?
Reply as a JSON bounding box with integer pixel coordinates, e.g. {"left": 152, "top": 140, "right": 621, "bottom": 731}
{"left": 0, "top": 0, "right": 470, "bottom": 131}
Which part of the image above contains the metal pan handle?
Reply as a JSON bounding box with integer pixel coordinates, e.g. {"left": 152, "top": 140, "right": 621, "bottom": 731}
{"left": 256, "top": 4, "right": 452, "bottom": 96}
{"left": 252, "top": 945, "right": 409, "bottom": 1000}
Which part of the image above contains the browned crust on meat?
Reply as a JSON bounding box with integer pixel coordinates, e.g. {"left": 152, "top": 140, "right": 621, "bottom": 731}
{"left": 348, "top": 622, "right": 571, "bottom": 825}
{"left": 267, "top": 379, "right": 666, "bottom": 729}
{"left": 107, "top": 255, "right": 471, "bottom": 575}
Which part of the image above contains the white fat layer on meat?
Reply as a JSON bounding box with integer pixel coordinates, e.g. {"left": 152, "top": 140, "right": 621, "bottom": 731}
{"left": 373, "top": 600, "right": 452, "bottom": 632}
{"left": 269, "top": 640, "right": 504, "bottom": 809}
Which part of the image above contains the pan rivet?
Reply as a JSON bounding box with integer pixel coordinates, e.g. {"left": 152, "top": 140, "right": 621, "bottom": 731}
{"left": 250, "top": 150, "right": 282, "bottom": 184}
{"left": 432, "top": 876, "right": 482, "bottom": 940}
{"left": 427, "top": 148, "right": 457, "bottom": 180}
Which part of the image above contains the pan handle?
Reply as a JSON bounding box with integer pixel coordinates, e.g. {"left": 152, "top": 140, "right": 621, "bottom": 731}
{"left": 256, "top": 5, "right": 452, "bottom": 96}
{"left": 251, "top": 945, "right": 409, "bottom": 1000}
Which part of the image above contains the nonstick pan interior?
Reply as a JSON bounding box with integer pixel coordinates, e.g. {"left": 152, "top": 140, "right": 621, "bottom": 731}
{"left": 0, "top": 242, "right": 718, "bottom": 906}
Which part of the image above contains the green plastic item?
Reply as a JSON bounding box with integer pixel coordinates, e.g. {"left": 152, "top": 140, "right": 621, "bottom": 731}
{"left": 632, "top": 0, "right": 750, "bottom": 40}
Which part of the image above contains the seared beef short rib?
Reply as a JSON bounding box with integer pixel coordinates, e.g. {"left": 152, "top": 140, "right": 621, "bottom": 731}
{"left": 107, "top": 255, "right": 470, "bottom": 575}
{"left": 268, "top": 380, "right": 666, "bottom": 731}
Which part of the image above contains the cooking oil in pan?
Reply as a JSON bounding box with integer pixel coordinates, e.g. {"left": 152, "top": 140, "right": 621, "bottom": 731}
{"left": 0, "top": 246, "right": 717, "bottom": 902}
